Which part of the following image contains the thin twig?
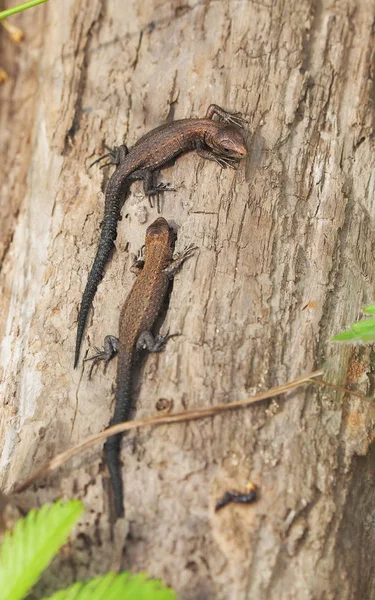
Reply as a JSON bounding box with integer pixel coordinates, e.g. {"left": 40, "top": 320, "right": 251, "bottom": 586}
{"left": 0, "top": 0, "right": 48, "bottom": 20}
{"left": 312, "top": 378, "right": 374, "bottom": 403}
{"left": 14, "top": 369, "right": 323, "bottom": 493}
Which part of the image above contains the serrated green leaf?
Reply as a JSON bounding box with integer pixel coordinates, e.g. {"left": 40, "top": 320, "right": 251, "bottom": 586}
{"left": 351, "top": 318, "right": 375, "bottom": 334}
{"left": 364, "top": 304, "right": 375, "bottom": 315}
{"left": 42, "top": 572, "right": 177, "bottom": 600}
{"left": 332, "top": 330, "right": 359, "bottom": 341}
{"left": 332, "top": 306, "right": 375, "bottom": 343}
{"left": 332, "top": 327, "right": 375, "bottom": 342}
{"left": 0, "top": 499, "right": 84, "bottom": 600}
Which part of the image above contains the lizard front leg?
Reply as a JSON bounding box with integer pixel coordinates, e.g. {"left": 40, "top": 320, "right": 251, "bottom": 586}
{"left": 130, "top": 245, "right": 146, "bottom": 275}
{"left": 163, "top": 244, "right": 197, "bottom": 279}
{"left": 136, "top": 330, "right": 178, "bottom": 353}
{"left": 205, "top": 104, "right": 246, "bottom": 128}
{"left": 196, "top": 147, "right": 240, "bottom": 170}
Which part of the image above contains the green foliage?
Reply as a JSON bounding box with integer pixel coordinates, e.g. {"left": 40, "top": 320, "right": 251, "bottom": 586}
{"left": 332, "top": 304, "right": 375, "bottom": 342}
{"left": 0, "top": 0, "right": 48, "bottom": 21}
{"left": 42, "top": 572, "right": 176, "bottom": 600}
{"left": 362, "top": 303, "right": 375, "bottom": 315}
{"left": 0, "top": 499, "right": 176, "bottom": 600}
{"left": 0, "top": 500, "right": 84, "bottom": 600}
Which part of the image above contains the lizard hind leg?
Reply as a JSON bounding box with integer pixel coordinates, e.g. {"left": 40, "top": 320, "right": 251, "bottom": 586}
{"left": 88, "top": 144, "right": 129, "bottom": 170}
{"left": 146, "top": 182, "right": 176, "bottom": 213}
{"left": 128, "top": 169, "right": 175, "bottom": 212}
{"left": 84, "top": 335, "right": 119, "bottom": 379}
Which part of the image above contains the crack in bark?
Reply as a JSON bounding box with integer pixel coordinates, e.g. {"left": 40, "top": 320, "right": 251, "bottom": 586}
{"left": 63, "top": 3, "right": 106, "bottom": 153}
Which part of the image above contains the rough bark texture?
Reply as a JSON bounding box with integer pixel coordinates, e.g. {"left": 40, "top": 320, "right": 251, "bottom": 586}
{"left": 1, "top": 0, "right": 375, "bottom": 598}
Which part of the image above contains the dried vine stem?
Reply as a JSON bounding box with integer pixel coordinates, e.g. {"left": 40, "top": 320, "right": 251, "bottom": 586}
{"left": 15, "top": 369, "right": 325, "bottom": 493}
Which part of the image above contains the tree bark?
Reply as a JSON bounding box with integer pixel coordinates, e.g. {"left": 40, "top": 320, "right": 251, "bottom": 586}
{"left": 1, "top": 0, "right": 375, "bottom": 598}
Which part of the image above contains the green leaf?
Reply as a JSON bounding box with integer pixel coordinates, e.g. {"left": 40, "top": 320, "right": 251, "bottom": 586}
{"left": 332, "top": 330, "right": 360, "bottom": 341}
{"left": 364, "top": 303, "right": 375, "bottom": 315}
{"left": 332, "top": 317, "right": 375, "bottom": 342}
{"left": 0, "top": 499, "right": 84, "bottom": 600}
{"left": 351, "top": 318, "right": 375, "bottom": 333}
{"left": 42, "top": 572, "right": 177, "bottom": 600}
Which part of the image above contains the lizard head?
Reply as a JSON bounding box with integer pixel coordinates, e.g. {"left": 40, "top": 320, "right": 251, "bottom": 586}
{"left": 209, "top": 125, "right": 247, "bottom": 158}
{"left": 146, "top": 217, "right": 173, "bottom": 247}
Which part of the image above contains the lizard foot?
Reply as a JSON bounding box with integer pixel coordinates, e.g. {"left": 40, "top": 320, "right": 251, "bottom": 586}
{"left": 136, "top": 330, "right": 180, "bottom": 353}
{"left": 88, "top": 144, "right": 129, "bottom": 170}
{"left": 130, "top": 245, "right": 146, "bottom": 274}
{"left": 215, "top": 155, "right": 240, "bottom": 169}
{"left": 84, "top": 335, "right": 119, "bottom": 379}
{"left": 206, "top": 104, "right": 248, "bottom": 128}
{"left": 147, "top": 182, "right": 176, "bottom": 211}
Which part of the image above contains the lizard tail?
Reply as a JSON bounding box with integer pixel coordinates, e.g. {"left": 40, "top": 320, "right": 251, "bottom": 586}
{"left": 104, "top": 351, "right": 133, "bottom": 518}
{"left": 74, "top": 185, "right": 128, "bottom": 368}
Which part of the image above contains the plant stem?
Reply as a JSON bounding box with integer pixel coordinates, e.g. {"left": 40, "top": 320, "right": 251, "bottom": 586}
{"left": 0, "top": 0, "right": 48, "bottom": 20}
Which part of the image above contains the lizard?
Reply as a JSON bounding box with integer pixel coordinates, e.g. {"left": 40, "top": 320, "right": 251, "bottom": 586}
{"left": 74, "top": 103, "right": 247, "bottom": 367}
{"left": 85, "top": 216, "right": 196, "bottom": 518}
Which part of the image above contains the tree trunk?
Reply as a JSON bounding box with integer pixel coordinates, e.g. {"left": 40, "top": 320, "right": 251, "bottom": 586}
{"left": 1, "top": 0, "right": 375, "bottom": 598}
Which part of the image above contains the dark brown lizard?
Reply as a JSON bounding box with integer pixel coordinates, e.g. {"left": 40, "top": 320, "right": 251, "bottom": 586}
{"left": 74, "top": 104, "right": 247, "bottom": 367}
{"left": 85, "top": 217, "right": 196, "bottom": 518}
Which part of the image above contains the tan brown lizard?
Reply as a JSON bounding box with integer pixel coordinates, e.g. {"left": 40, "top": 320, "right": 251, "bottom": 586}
{"left": 85, "top": 217, "right": 196, "bottom": 518}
